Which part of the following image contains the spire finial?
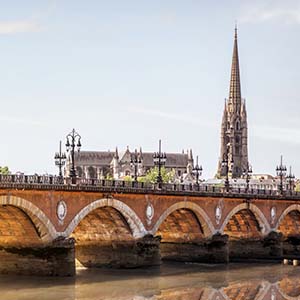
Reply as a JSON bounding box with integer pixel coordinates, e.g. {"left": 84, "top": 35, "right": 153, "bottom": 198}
{"left": 234, "top": 21, "right": 238, "bottom": 39}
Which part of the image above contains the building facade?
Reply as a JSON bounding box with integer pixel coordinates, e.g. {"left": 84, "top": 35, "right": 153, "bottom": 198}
{"left": 65, "top": 147, "right": 194, "bottom": 181}
{"left": 217, "top": 27, "right": 249, "bottom": 178}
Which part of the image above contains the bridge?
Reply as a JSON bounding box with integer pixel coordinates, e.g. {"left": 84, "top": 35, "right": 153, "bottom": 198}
{"left": 0, "top": 174, "right": 299, "bottom": 276}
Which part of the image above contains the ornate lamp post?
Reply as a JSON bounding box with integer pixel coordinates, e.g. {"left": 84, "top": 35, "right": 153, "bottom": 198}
{"left": 192, "top": 156, "right": 203, "bottom": 186}
{"left": 66, "top": 129, "right": 81, "bottom": 184}
{"left": 276, "top": 155, "right": 287, "bottom": 194}
{"left": 286, "top": 166, "right": 295, "bottom": 192}
{"left": 130, "top": 149, "right": 141, "bottom": 182}
{"left": 243, "top": 163, "right": 252, "bottom": 193}
{"left": 153, "top": 140, "right": 166, "bottom": 187}
{"left": 54, "top": 140, "right": 67, "bottom": 181}
{"left": 222, "top": 143, "right": 233, "bottom": 192}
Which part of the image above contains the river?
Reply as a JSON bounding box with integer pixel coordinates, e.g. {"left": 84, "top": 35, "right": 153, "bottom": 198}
{"left": 1, "top": 263, "right": 300, "bottom": 299}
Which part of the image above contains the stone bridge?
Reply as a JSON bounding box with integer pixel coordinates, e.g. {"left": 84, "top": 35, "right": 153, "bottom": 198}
{"left": 0, "top": 175, "right": 300, "bottom": 276}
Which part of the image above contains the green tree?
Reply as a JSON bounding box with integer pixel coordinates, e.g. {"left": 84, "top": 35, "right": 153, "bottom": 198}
{"left": 123, "top": 175, "right": 132, "bottom": 182}
{"left": 0, "top": 166, "right": 10, "bottom": 175}
{"left": 138, "top": 167, "right": 175, "bottom": 184}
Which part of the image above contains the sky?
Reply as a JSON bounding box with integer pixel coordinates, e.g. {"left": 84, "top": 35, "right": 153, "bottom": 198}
{"left": 0, "top": 0, "right": 300, "bottom": 178}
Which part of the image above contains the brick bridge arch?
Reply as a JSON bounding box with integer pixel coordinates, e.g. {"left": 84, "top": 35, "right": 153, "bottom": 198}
{"left": 63, "top": 198, "right": 146, "bottom": 238}
{"left": 219, "top": 203, "right": 271, "bottom": 236}
{"left": 151, "top": 201, "right": 216, "bottom": 237}
{"left": 277, "top": 279, "right": 300, "bottom": 300}
{"left": 0, "top": 195, "right": 57, "bottom": 242}
{"left": 275, "top": 204, "right": 300, "bottom": 232}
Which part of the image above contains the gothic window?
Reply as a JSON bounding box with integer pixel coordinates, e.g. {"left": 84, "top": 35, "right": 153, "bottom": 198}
{"left": 236, "top": 121, "right": 240, "bottom": 130}
{"left": 235, "top": 136, "right": 240, "bottom": 144}
{"left": 103, "top": 167, "right": 110, "bottom": 177}
{"left": 235, "top": 146, "right": 239, "bottom": 155}
{"left": 88, "top": 166, "right": 96, "bottom": 179}
{"left": 76, "top": 167, "right": 83, "bottom": 178}
{"left": 227, "top": 122, "right": 230, "bottom": 130}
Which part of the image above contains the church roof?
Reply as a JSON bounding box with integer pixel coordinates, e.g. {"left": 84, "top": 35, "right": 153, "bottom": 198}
{"left": 141, "top": 152, "right": 189, "bottom": 168}
{"left": 73, "top": 150, "right": 190, "bottom": 168}
{"left": 74, "top": 151, "right": 115, "bottom": 166}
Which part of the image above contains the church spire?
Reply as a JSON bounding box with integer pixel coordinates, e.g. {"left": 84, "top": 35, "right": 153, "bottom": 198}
{"left": 229, "top": 25, "right": 241, "bottom": 108}
{"left": 217, "top": 26, "right": 249, "bottom": 179}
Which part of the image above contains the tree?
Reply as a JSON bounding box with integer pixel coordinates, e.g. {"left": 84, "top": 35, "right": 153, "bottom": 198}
{"left": 0, "top": 166, "right": 10, "bottom": 175}
{"left": 138, "top": 167, "right": 175, "bottom": 184}
{"left": 123, "top": 175, "right": 132, "bottom": 182}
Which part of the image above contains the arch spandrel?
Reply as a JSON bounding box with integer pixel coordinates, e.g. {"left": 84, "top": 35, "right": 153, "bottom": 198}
{"left": 219, "top": 203, "right": 271, "bottom": 236}
{"left": 150, "top": 201, "right": 216, "bottom": 238}
{"left": 63, "top": 198, "right": 146, "bottom": 238}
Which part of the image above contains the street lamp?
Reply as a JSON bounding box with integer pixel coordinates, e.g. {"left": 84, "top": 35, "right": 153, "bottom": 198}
{"left": 54, "top": 140, "right": 67, "bottom": 181}
{"left": 276, "top": 155, "right": 287, "bottom": 194}
{"left": 192, "top": 155, "right": 203, "bottom": 186}
{"left": 153, "top": 140, "right": 167, "bottom": 187}
{"left": 66, "top": 128, "right": 81, "bottom": 184}
{"left": 130, "top": 149, "right": 141, "bottom": 182}
{"left": 222, "top": 143, "right": 233, "bottom": 192}
{"left": 286, "top": 166, "right": 295, "bottom": 192}
{"left": 243, "top": 163, "right": 252, "bottom": 193}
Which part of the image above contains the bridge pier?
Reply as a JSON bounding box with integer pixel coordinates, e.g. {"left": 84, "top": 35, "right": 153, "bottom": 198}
{"left": 160, "top": 233, "right": 229, "bottom": 263}
{"left": 282, "top": 235, "right": 300, "bottom": 258}
{"left": 75, "top": 235, "right": 161, "bottom": 268}
{"left": 0, "top": 237, "right": 75, "bottom": 276}
{"left": 228, "top": 231, "right": 282, "bottom": 261}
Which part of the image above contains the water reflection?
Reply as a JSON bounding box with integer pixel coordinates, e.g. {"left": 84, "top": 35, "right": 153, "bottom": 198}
{"left": 1, "top": 263, "right": 300, "bottom": 300}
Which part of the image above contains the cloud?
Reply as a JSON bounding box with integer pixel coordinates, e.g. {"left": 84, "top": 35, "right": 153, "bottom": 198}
{"left": 0, "top": 21, "right": 41, "bottom": 34}
{"left": 240, "top": 1, "right": 300, "bottom": 24}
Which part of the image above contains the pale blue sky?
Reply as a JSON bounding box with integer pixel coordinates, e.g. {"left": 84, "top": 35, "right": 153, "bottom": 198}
{"left": 0, "top": 0, "right": 300, "bottom": 178}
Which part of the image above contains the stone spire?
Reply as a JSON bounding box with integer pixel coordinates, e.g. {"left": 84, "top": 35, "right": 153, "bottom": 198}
{"left": 228, "top": 26, "right": 241, "bottom": 110}
{"left": 217, "top": 27, "right": 249, "bottom": 179}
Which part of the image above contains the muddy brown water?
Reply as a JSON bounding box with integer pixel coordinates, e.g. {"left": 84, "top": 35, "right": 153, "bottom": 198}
{"left": 1, "top": 262, "right": 300, "bottom": 299}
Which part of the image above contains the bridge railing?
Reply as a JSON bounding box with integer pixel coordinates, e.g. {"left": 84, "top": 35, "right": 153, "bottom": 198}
{"left": 0, "top": 174, "right": 299, "bottom": 198}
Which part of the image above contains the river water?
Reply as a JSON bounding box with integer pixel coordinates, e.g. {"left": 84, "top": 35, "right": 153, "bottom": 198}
{"left": 1, "top": 263, "right": 300, "bottom": 299}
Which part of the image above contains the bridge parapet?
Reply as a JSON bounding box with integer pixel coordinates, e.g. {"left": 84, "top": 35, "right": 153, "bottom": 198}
{"left": 0, "top": 174, "right": 300, "bottom": 200}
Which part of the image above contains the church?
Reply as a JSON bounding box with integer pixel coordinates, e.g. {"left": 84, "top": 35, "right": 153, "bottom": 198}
{"left": 65, "top": 147, "right": 194, "bottom": 181}
{"left": 217, "top": 27, "right": 249, "bottom": 178}
{"left": 65, "top": 27, "right": 249, "bottom": 182}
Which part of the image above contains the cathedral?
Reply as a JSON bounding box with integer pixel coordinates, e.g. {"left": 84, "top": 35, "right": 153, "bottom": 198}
{"left": 64, "top": 27, "right": 249, "bottom": 182}
{"left": 217, "top": 27, "right": 249, "bottom": 178}
{"left": 65, "top": 147, "right": 194, "bottom": 181}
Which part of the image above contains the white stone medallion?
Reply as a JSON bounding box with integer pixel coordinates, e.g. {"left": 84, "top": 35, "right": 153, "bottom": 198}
{"left": 57, "top": 200, "right": 67, "bottom": 224}
{"left": 146, "top": 202, "right": 154, "bottom": 226}
{"left": 215, "top": 199, "right": 224, "bottom": 225}
{"left": 270, "top": 206, "right": 276, "bottom": 225}
{"left": 215, "top": 205, "right": 222, "bottom": 225}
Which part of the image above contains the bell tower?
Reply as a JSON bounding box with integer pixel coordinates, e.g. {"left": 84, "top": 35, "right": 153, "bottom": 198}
{"left": 217, "top": 26, "right": 249, "bottom": 178}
